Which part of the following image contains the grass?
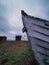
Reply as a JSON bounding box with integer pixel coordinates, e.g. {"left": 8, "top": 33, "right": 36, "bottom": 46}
{"left": 0, "top": 41, "right": 35, "bottom": 65}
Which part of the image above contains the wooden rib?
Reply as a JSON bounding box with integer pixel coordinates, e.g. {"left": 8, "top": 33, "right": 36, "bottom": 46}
{"left": 32, "top": 23, "right": 49, "bottom": 29}
{"left": 32, "top": 30, "right": 49, "bottom": 36}
{"left": 37, "top": 51, "right": 49, "bottom": 57}
{"left": 36, "top": 44, "right": 49, "bottom": 50}
{"left": 33, "top": 37, "right": 49, "bottom": 44}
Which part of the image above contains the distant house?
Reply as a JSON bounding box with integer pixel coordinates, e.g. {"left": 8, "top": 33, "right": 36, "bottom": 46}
{"left": 0, "top": 36, "right": 7, "bottom": 41}
{"left": 15, "top": 35, "right": 21, "bottom": 41}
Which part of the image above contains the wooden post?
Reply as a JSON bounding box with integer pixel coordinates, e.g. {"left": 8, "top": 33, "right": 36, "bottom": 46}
{"left": 15, "top": 36, "right": 21, "bottom": 41}
{"left": 0, "top": 36, "right": 7, "bottom": 42}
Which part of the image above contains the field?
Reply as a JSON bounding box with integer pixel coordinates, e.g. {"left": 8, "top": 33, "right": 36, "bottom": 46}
{"left": 0, "top": 41, "right": 39, "bottom": 65}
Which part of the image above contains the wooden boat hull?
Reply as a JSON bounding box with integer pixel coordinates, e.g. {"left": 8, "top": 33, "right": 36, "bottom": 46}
{"left": 21, "top": 10, "right": 49, "bottom": 65}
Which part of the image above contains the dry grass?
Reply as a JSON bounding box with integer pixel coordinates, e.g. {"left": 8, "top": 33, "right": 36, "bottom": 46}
{"left": 0, "top": 41, "right": 39, "bottom": 65}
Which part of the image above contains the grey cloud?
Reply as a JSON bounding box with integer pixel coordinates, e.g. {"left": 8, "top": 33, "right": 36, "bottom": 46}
{"left": 0, "top": 3, "right": 10, "bottom": 34}
{"left": 39, "top": 0, "right": 49, "bottom": 20}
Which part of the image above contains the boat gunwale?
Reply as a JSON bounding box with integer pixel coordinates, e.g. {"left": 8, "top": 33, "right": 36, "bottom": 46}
{"left": 21, "top": 10, "right": 49, "bottom": 23}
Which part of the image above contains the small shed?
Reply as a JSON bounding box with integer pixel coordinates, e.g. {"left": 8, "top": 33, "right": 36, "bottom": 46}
{"left": 15, "top": 36, "right": 21, "bottom": 41}
{"left": 0, "top": 36, "right": 7, "bottom": 41}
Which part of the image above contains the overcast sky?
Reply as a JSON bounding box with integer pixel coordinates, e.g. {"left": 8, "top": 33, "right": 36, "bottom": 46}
{"left": 0, "top": 0, "right": 49, "bottom": 40}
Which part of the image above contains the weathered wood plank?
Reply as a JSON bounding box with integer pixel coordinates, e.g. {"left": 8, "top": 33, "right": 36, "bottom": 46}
{"left": 28, "top": 30, "right": 49, "bottom": 43}
{"left": 30, "top": 24, "right": 49, "bottom": 36}
{"left": 22, "top": 15, "right": 49, "bottom": 29}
